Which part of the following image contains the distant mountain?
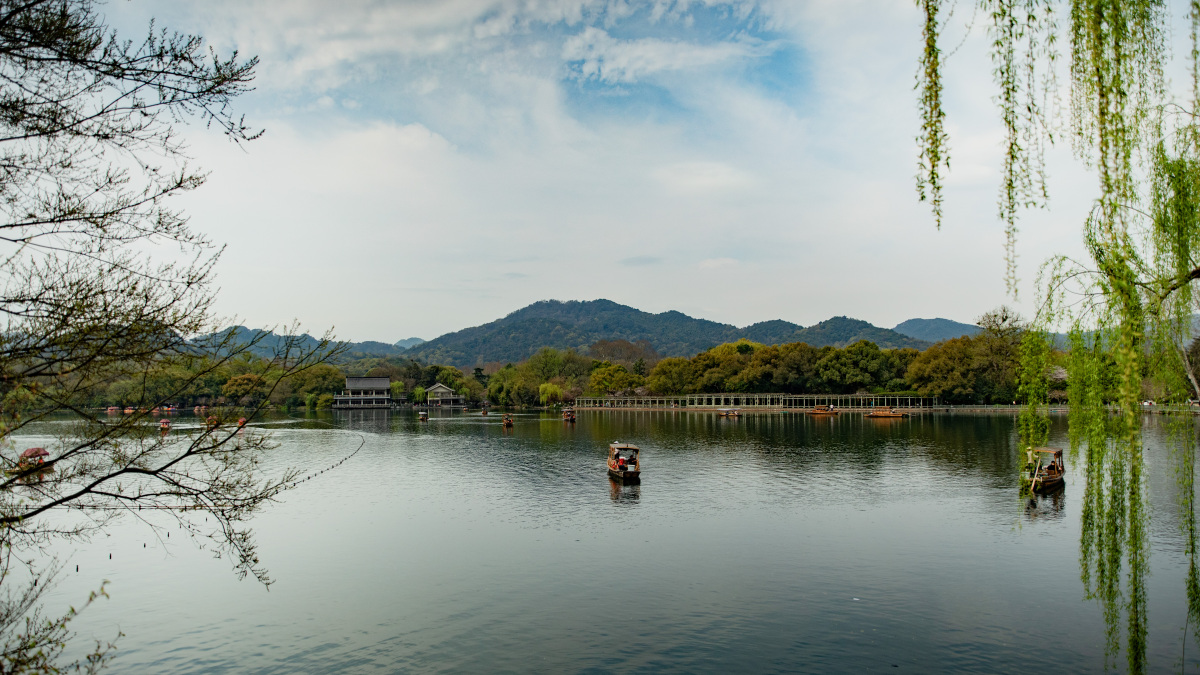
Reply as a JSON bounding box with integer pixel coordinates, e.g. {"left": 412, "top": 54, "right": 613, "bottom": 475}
{"left": 893, "top": 318, "right": 981, "bottom": 342}
{"left": 793, "top": 317, "right": 930, "bottom": 350}
{"left": 205, "top": 326, "right": 413, "bottom": 360}
{"left": 741, "top": 319, "right": 804, "bottom": 345}
{"left": 403, "top": 300, "right": 930, "bottom": 368}
{"left": 404, "top": 300, "right": 739, "bottom": 366}
{"left": 203, "top": 326, "right": 323, "bottom": 357}
{"left": 393, "top": 337, "right": 425, "bottom": 350}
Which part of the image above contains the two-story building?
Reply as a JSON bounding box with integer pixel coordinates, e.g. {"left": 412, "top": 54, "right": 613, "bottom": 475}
{"left": 332, "top": 377, "right": 398, "bottom": 409}
{"left": 425, "top": 382, "right": 465, "bottom": 407}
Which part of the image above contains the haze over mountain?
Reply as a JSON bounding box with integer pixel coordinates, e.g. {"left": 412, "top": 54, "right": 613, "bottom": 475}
{"left": 403, "top": 300, "right": 930, "bottom": 367}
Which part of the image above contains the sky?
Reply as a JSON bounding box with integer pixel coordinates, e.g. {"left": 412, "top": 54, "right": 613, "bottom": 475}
{"left": 101, "top": 0, "right": 1130, "bottom": 343}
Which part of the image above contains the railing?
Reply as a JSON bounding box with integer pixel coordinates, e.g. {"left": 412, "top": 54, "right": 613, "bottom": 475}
{"left": 574, "top": 393, "right": 938, "bottom": 411}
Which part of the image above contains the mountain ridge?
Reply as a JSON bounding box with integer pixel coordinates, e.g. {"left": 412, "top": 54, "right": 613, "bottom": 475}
{"left": 211, "top": 301, "right": 983, "bottom": 368}
{"left": 892, "top": 317, "right": 981, "bottom": 342}
{"left": 404, "top": 299, "right": 930, "bottom": 367}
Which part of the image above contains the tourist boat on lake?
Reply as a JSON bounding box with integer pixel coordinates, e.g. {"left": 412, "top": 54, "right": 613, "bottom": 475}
{"left": 10, "top": 447, "right": 52, "bottom": 482}
{"left": 562, "top": 407, "right": 576, "bottom": 423}
{"left": 1022, "top": 447, "right": 1065, "bottom": 493}
{"left": 807, "top": 405, "right": 839, "bottom": 416}
{"left": 865, "top": 406, "right": 909, "bottom": 418}
{"left": 607, "top": 442, "right": 641, "bottom": 482}
{"left": 418, "top": 411, "right": 429, "bottom": 422}
{"left": 16, "top": 447, "right": 48, "bottom": 469}
{"left": 502, "top": 413, "right": 514, "bottom": 428}
{"left": 717, "top": 408, "right": 741, "bottom": 418}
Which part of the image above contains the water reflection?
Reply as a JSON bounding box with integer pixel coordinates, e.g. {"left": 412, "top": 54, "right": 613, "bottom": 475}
{"left": 20, "top": 410, "right": 1200, "bottom": 672}
{"left": 608, "top": 478, "right": 640, "bottom": 504}
{"left": 1024, "top": 489, "right": 1066, "bottom": 523}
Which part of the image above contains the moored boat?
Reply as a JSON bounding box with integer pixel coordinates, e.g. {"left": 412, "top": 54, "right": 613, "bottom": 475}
{"left": 865, "top": 406, "right": 909, "bottom": 418}
{"left": 607, "top": 442, "right": 641, "bottom": 481}
{"left": 717, "top": 408, "right": 741, "bottom": 418}
{"left": 807, "top": 405, "right": 839, "bottom": 416}
{"left": 1022, "top": 447, "right": 1065, "bottom": 493}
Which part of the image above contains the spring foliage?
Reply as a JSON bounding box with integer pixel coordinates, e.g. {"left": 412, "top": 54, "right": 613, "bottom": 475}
{"left": 916, "top": 1, "right": 1200, "bottom": 668}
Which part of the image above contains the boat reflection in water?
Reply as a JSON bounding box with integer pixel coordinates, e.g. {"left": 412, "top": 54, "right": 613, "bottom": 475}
{"left": 608, "top": 477, "right": 641, "bottom": 503}
{"left": 1023, "top": 489, "right": 1066, "bottom": 523}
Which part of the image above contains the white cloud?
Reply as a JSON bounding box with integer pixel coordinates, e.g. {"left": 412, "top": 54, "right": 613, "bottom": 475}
{"left": 102, "top": 0, "right": 1104, "bottom": 340}
{"left": 562, "top": 26, "right": 768, "bottom": 83}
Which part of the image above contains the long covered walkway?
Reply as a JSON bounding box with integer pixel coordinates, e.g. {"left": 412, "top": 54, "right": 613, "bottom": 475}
{"left": 574, "top": 393, "right": 937, "bottom": 410}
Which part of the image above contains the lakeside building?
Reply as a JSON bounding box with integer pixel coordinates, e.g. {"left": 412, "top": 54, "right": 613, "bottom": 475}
{"left": 425, "top": 382, "right": 465, "bottom": 407}
{"left": 333, "top": 377, "right": 398, "bottom": 409}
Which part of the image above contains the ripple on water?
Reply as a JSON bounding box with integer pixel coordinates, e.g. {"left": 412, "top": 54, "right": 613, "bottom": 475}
{"left": 9, "top": 411, "right": 1194, "bottom": 672}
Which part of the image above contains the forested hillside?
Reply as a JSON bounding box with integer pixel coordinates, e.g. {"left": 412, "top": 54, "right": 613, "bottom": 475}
{"left": 404, "top": 300, "right": 928, "bottom": 367}
{"left": 892, "top": 318, "right": 981, "bottom": 342}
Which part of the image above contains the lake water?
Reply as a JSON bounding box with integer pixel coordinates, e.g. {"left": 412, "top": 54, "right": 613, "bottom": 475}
{"left": 13, "top": 410, "right": 1200, "bottom": 673}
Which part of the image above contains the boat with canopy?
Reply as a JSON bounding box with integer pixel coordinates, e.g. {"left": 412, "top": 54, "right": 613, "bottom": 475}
{"left": 1022, "top": 447, "right": 1065, "bottom": 493}
{"left": 607, "top": 442, "right": 641, "bottom": 481}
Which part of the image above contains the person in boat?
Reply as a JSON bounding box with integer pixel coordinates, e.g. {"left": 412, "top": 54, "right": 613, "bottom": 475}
{"left": 617, "top": 455, "right": 627, "bottom": 470}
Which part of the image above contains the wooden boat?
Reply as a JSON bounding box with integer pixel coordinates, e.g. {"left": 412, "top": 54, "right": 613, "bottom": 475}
{"left": 562, "top": 407, "right": 576, "bottom": 423}
{"left": 717, "top": 408, "right": 741, "bottom": 418}
{"left": 807, "top": 405, "right": 839, "bottom": 416}
{"left": 418, "top": 411, "right": 429, "bottom": 422}
{"left": 16, "top": 447, "right": 48, "bottom": 469}
{"left": 10, "top": 448, "right": 53, "bottom": 481}
{"left": 1022, "top": 447, "right": 1065, "bottom": 493}
{"left": 501, "top": 413, "right": 514, "bottom": 428}
{"left": 607, "top": 442, "right": 641, "bottom": 481}
{"left": 865, "top": 406, "right": 909, "bottom": 418}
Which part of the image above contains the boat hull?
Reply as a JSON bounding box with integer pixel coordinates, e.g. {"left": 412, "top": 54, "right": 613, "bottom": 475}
{"left": 607, "top": 468, "right": 640, "bottom": 482}
{"left": 1030, "top": 475, "right": 1065, "bottom": 493}
{"left": 865, "top": 412, "right": 909, "bottom": 418}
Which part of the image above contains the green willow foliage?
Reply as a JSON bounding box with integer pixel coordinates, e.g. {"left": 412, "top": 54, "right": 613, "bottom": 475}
{"left": 917, "top": 1, "right": 1198, "bottom": 670}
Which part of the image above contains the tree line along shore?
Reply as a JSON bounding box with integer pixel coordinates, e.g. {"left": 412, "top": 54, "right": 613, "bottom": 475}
{"left": 87, "top": 308, "right": 1163, "bottom": 411}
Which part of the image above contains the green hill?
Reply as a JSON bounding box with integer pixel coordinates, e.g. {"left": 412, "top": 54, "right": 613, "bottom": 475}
{"left": 404, "top": 300, "right": 929, "bottom": 367}
{"left": 892, "top": 317, "right": 981, "bottom": 342}
{"left": 793, "top": 316, "right": 930, "bottom": 350}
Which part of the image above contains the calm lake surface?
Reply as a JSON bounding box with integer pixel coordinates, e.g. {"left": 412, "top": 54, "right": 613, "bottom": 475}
{"left": 14, "top": 410, "right": 1200, "bottom": 673}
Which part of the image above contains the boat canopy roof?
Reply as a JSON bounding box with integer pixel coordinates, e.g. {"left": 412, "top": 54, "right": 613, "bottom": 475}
{"left": 1033, "top": 447, "right": 1063, "bottom": 455}
{"left": 610, "top": 442, "right": 640, "bottom": 450}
